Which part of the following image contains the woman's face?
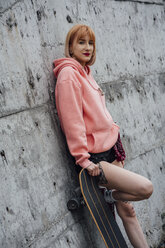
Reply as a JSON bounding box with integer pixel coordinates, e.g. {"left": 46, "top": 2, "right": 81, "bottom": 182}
{"left": 70, "top": 34, "right": 94, "bottom": 67}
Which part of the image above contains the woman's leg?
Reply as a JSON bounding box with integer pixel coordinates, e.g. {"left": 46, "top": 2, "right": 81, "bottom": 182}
{"left": 101, "top": 160, "right": 151, "bottom": 248}
{"left": 116, "top": 201, "right": 149, "bottom": 248}
{"left": 99, "top": 161, "right": 153, "bottom": 201}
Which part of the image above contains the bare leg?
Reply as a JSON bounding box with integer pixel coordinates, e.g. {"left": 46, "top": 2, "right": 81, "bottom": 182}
{"left": 100, "top": 160, "right": 150, "bottom": 248}
{"left": 116, "top": 201, "right": 149, "bottom": 248}
{"left": 99, "top": 161, "right": 153, "bottom": 201}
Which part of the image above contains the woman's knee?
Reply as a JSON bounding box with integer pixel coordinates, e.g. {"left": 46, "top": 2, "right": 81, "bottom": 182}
{"left": 138, "top": 179, "right": 153, "bottom": 199}
{"left": 116, "top": 202, "right": 136, "bottom": 220}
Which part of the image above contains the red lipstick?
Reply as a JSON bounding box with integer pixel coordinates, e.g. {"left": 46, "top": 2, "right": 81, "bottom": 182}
{"left": 83, "top": 53, "right": 90, "bottom": 56}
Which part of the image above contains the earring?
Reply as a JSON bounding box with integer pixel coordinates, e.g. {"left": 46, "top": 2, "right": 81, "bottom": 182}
{"left": 70, "top": 50, "right": 73, "bottom": 56}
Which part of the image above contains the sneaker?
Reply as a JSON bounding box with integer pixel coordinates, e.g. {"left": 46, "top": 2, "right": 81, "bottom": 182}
{"left": 104, "top": 189, "right": 116, "bottom": 204}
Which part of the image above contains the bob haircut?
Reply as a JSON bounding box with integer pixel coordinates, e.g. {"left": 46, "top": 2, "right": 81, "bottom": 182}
{"left": 65, "top": 24, "right": 96, "bottom": 66}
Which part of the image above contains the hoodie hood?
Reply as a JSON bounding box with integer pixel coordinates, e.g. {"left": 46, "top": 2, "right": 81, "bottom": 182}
{"left": 53, "top": 57, "right": 90, "bottom": 78}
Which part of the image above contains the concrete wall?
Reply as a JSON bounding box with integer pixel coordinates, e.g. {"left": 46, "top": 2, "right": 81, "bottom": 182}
{"left": 0, "top": 0, "right": 165, "bottom": 247}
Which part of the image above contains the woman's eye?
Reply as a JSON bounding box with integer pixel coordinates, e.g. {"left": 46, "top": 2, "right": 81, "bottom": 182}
{"left": 78, "top": 40, "right": 93, "bottom": 45}
{"left": 79, "top": 41, "right": 84, "bottom": 44}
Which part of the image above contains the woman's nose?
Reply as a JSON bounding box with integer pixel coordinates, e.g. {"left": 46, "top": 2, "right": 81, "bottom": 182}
{"left": 85, "top": 42, "right": 90, "bottom": 50}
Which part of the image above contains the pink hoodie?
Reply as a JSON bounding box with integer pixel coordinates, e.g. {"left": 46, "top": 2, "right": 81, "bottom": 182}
{"left": 53, "top": 58, "right": 119, "bottom": 168}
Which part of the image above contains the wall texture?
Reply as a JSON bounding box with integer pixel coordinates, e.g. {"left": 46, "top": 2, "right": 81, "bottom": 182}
{"left": 0, "top": 0, "right": 165, "bottom": 247}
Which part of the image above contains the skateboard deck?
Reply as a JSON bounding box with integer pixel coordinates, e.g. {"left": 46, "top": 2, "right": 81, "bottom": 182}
{"left": 79, "top": 168, "right": 128, "bottom": 248}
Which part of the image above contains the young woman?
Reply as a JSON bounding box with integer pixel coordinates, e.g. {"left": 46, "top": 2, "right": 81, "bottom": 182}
{"left": 53, "top": 24, "right": 153, "bottom": 248}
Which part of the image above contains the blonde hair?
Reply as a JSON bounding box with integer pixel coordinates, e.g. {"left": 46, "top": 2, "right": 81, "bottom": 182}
{"left": 65, "top": 24, "right": 96, "bottom": 66}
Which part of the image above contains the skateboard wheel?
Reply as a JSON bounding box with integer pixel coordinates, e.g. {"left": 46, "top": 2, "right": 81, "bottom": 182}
{"left": 67, "top": 198, "right": 80, "bottom": 210}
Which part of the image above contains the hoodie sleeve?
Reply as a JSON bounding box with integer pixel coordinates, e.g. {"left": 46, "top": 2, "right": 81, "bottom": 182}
{"left": 56, "top": 79, "right": 92, "bottom": 168}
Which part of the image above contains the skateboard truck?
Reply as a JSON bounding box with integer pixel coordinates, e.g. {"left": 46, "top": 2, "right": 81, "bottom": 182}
{"left": 67, "top": 187, "right": 85, "bottom": 211}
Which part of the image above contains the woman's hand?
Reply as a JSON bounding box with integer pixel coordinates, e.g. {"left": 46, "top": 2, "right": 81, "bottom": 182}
{"left": 86, "top": 162, "right": 100, "bottom": 176}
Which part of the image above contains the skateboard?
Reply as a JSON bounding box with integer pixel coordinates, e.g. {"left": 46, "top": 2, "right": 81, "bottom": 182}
{"left": 67, "top": 186, "right": 115, "bottom": 217}
{"left": 67, "top": 186, "right": 85, "bottom": 210}
{"left": 79, "top": 168, "right": 128, "bottom": 248}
